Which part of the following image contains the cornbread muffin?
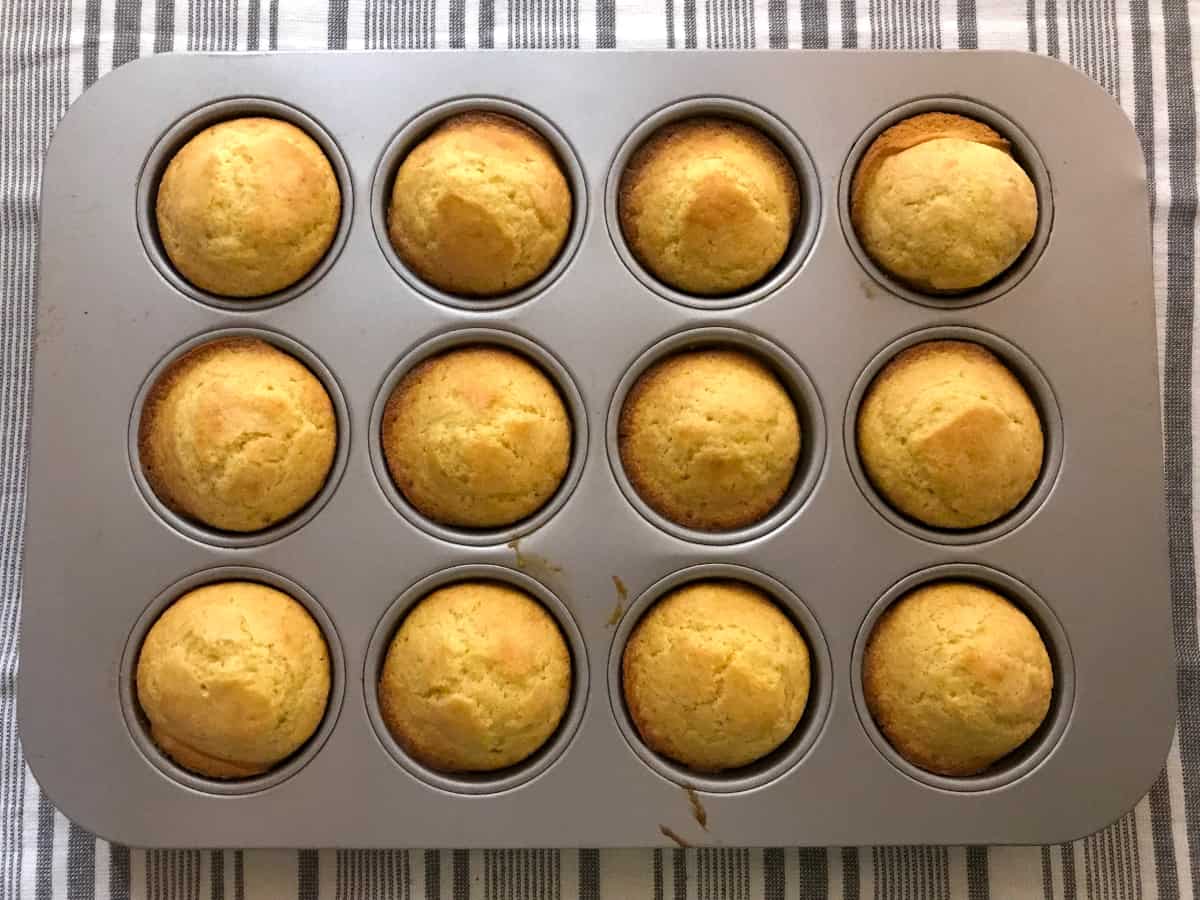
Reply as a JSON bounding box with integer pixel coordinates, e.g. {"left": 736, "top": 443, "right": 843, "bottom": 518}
{"left": 135, "top": 581, "right": 331, "bottom": 778}
{"left": 856, "top": 340, "right": 1043, "bottom": 529}
{"left": 387, "top": 112, "right": 572, "bottom": 296}
{"left": 139, "top": 337, "right": 337, "bottom": 532}
{"left": 156, "top": 117, "right": 341, "bottom": 297}
{"left": 622, "top": 581, "right": 810, "bottom": 772}
{"left": 381, "top": 346, "right": 571, "bottom": 528}
{"left": 863, "top": 581, "right": 1053, "bottom": 776}
{"left": 850, "top": 112, "right": 1038, "bottom": 292}
{"left": 378, "top": 581, "right": 572, "bottom": 772}
{"left": 618, "top": 117, "right": 801, "bottom": 295}
{"left": 619, "top": 349, "right": 801, "bottom": 531}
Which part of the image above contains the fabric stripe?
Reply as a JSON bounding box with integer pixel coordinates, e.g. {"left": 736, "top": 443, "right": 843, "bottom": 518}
{"left": 578, "top": 850, "right": 598, "bottom": 899}
{"left": 479, "top": 0, "right": 493, "bottom": 45}
{"left": 596, "top": 0, "right": 614, "bottom": 43}
{"left": 1161, "top": 0, "right": 1200, "bottom": 887}
{"left": 966, "top": 849, "right": 987, "bottom": 900}
{"left": 108, "top": 846, "right": 129, "bottom": 900}
{"left": 328, "top": 0, "right": 348, "bottom": 45}
{"left": 1061, "top": 844, "right": 1078, "bottom": 899}
{"left": 797, "top": 848, "right": 827, "bottom": 897}
{"left": 423, "top": 851, "right": 439, "bottom": 900}
{"left": 66, "top": 827, "right": 94, "bottom": 900}
{"left": 81, "top": 0, "right": 100, "bottom": 84}
{"left": 1151, "top": 770, "right": 1181, "bottom": 898}
{"left": 799, "top": 0, "right": 823, "bottom": 45}
{"left": 956, "top": 0, "right": 975, "bottom": 46}
{"left": 451, "top": 850, "right": 467, "bottom": 900}
{"left": 111, "top": 0, "right": 139, "bottom": 64}
{"left": 209, "top": 851, "right": 223, "bottom": 900}
{"left": 298, "top": 851, "right": 318, "bottom": 900}
{"left": 841, "top": 849, "right": 860, "bottom": 900}
{"left": 35, "top": 795, "right": 53, "bottom": 899}
{"left": 763, "top": 849, "right": 783, "bottom": 899}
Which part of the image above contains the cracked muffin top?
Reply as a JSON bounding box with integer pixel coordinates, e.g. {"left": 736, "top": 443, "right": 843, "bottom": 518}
{"left": 381, "top": 345, "right": 571, "bottom": 529}
{"left": 618, "top": 348, "right": 801, "bottom": 532}
{"left": 855, "top": 340, "right": 1043, "bottom": 530}
{"left": 138, "top": 337, "right": 337, "bottom": 533}
{"left": 155, "top": 117, "right": 341, "bottom": 298}
{"left": 863, "top": 581, "right": 1053, "bottom": 777}
{"left": 135, "top": 580, "right": 331, "bottom": 779}
{"left": 850, "top": 112, "right": 1038, "bottom": 293}
{"left": 618, "top": 116, "right": 801, "bottom": 296}
{"left": 621, "top": 580, "right": 810, "bottom": 772}
{"left": 386, "top": 111, "right": 572, "bottom": 297}
{"left": 378, "top": 580, "right": 572, "bottom": 772}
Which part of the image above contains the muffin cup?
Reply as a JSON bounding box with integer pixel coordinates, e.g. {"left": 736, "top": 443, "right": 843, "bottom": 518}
{"left": 838, "top": 97, "right": 1054, "bottom": 309}
{"left": 128, "top": 327, "right": 351, "bottom": 549}
{"left": 605, "top": 97, "right": 821, "bottom": 310}
{"left": 363, "top": 565, "right": 589, "bottom": 795}
{"left": 607, "top": 564, "right": 833, "bottom": 794}
{"left": 118, "top": 566, "right": 346, "bottom": 796}
{"left": 607, "top": 326, "right": 826, "bottom": 546}
{"left": 369, "top": 328, "right": 588, "bottom": 546}
{"left": 852, "top": 563, "right": 1075, "bottom": 792}
{"left": 136, "top": 97, "right": 353, "bottom": 311}
{"left": 845, "top": 325, "right": 1064, "bottom": 546}
{"left": 370, "top": 98, "right": 588, "bottom": 311}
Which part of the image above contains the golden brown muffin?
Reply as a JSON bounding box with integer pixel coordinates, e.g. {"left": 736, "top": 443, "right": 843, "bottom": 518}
{"left": 155, "top": 117, "right": 341, "bottom": 297}
{"left": 378, "top": 581, "right": 572, "bottom": 772}
{"left": 850, "top": 112, "right": 1038, "bottom": 292}
{"left": 381, "top": 346, "right": 571, "bottom": 528}
{"left": 622, "top": 581, "right": 810, "bottom": 772}
{"left": 387, "top": 112, "right": 572, "bottom": 296}
{"left": 619, "top": 349, "right": 801, "bottom": 531}
{"left": 135, "top": 581, "right": 331, "bottom": 778}
{"left": 856, "top": 340, "right": 1043, "bottom": 529}
{"left": 139, "top": 337, "right": 337, "bottom": 533}
{"left": 863, "top": 581, "right": 1053, "bottom": 776}
{"left": 618, "top": 117, "right": 801, "bottom": 295}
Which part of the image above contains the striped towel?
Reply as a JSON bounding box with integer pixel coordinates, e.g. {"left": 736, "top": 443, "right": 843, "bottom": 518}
{"left": 1, "top": 0, "right": 1196, "bottom": 897}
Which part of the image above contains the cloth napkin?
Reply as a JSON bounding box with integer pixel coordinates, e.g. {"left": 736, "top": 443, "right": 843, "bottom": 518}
{"left": 1, "top": 0, "right": 1196, "bottom": 896}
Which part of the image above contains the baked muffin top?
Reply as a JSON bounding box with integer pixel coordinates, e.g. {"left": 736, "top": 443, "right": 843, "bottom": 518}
{"left": 619, "top": 348, "right": 800, "bottom": 531}
{"left": 381, "top": 346, "right": 571, "bottom": 529}
{"left": 863, "top": 580, "right": 1053, "bottom": 776}
{"left": 136, "top": 581, "right": 331, "bottom": 778}
{"left": 378, "top": 580, "right": 572, "bottom": 772}
{"left": 856, "top": 340, "right": 1043, "bottom": 529}
{"left": 387, "top": 112, "right": 572, "bottom": 296}
{"left": 619, "top": 117, "right": 801, "bottom": 295}
{"left": 156, "top": 117, "right": 340, "bottom": 297}
{"left": 138, "top": 337, "right": 337, "bottom": 533}
{"left": 622, "top": 580, "right": 810, "bottom": 772}
{"left": 850, "top": 112, "right": 1037, "bottom": 293}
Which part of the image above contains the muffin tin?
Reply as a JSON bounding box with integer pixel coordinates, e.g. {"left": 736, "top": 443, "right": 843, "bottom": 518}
{"left": 20, "top": 50, "right": 1172, "bottom": 847}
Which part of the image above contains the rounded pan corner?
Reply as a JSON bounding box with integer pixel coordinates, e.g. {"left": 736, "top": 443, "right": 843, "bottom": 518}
{"left": 1007, "top": 53, "right": 1146, "bottom": 175}
{"left": 1023, "top": 689, "right": 1177, "bottom": 848}
{"left": 49, "top": 55, "right": 172, "bottom": 143}
{"left": 14, "top": 739, "right": 137, "bottom": 849}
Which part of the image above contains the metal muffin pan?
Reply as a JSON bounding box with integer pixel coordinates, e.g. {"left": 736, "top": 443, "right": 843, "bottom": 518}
{"left": 20, "top": 50, "right": 1171, "bottom": 848}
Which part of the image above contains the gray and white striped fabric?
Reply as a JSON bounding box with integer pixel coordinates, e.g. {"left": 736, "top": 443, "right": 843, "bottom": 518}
{"left": 1, "top": 1, "right": 1196, "bottom": 897}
